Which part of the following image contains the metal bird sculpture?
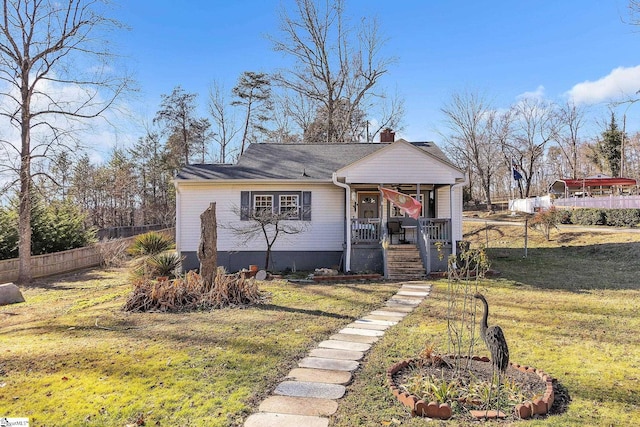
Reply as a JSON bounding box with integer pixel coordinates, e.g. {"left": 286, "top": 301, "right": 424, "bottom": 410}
{"left": 474, "top": 293, "right": 509, "bottom": 372}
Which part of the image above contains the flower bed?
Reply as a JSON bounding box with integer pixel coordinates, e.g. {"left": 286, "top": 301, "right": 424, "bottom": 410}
{"left": 386, "top": 356, "right": 555, "bottom": 420}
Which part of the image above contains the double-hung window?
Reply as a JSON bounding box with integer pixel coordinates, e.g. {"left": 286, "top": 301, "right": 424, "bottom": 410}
{"left": 241, "top": 191, "right": 311, "bottom": 221}
{"left": 279, "top": 194, "right": 300, "bottom": 219}
{"left": 253, "top": 195, "right": 273, "bottom": 215}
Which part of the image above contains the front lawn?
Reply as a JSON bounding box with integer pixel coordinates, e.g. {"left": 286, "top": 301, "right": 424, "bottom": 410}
{"left": 331, "top": 222, "right": 640, "bottom": 426}
{"left": 0, "top": 271, "right": 398, "bottom": 426}
{"left": 3, "top": 222, "right": 640, "bottom": 426}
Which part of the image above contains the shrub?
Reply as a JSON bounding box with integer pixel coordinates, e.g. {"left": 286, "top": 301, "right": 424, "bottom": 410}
{"left": 0, "top": 206, "right": 18, "bottom": 260}
{"left": 529, "top": 206, "right": 560, "bottom": 240}
{"left": 605, "top": 209, "right": 640, "bottom": 227}
{"left": 97, "top": 239, "right": 131, "bottom": 268}
{"left": 128, "top": 231, "right": 175, "bottom": 256}
{"left": 557, "top": 208, "right": 573, "bottom": 224}
{"left": 31, "top": 199, "right": 96, "bottom": 255}
{"left": 0, "top": 197, "right": 95, "bottom": 260}
{"left": 571, "top": 208, "right": 606, "bottom": 225}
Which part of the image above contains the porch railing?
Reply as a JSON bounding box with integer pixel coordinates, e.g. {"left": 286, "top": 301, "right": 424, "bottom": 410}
{"left": 351, "top": 218, "right": 381, "bottom": 244}
{"left": 416, "top": 218, "right": 451, "bottom": 274}
{"left": 418, "top": 218, "right": 451, "bottom": 244}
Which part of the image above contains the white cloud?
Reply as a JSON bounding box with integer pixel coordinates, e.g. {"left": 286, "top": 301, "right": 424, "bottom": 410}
{"left": 566, "top": 65, "right": 640, "bottom": 105}
{"left": 517, "top": 85, "right": 546, "bottom": 101}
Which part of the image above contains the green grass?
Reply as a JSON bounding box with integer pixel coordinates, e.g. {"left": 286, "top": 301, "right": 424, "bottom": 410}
{"left": 3, "top": 223, "right": 640, "bottom": 426}
{"left": 0, "top": 270, "right": 398, "bottom": 426}
{"left": 330, "top": 223, "right": 640, "bottom": 426}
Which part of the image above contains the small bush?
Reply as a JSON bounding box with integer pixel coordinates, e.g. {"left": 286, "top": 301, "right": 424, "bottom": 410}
{"left": 97, "top": 239, "right": 131, "bottom": 267}
{"left": 529, "top": 207, "right": 560, "bottom": 240}
{"left": 571, "top": 208, "right": 606, "bottom": 225}
{"left": 128, "top": 231, "right": 175, "bottom": 256}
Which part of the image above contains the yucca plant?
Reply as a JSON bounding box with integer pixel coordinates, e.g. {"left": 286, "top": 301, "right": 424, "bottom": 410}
{"left": 128, "top": 231, "right": 175, "bottom": 257}
{"left": 147, "top": 251, "right": 183, "bottom": 278}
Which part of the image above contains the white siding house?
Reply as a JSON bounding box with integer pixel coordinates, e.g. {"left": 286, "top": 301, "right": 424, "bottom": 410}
{"left": 174, "top": 138, "right": 466, "bottom": 274}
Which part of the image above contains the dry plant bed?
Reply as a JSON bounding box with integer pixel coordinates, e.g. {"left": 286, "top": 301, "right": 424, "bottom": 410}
{"left": 387, "top": 355, "right": 565, "bottom": 422}
{"left": 123, "top": 270, "right": 268, "bottom": 312}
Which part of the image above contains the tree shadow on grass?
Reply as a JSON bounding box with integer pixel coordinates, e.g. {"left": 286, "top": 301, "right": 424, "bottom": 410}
{"left": 486, "top": 242, "right": 640, "bottom": 291}
{"left": 253, "top": 303, "right": 355, "bottom": 320}
{"left": 20, "top": 268, "right": 125, "bottom": 290}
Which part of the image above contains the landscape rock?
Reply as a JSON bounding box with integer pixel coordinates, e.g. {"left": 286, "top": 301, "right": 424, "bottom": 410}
{"left": 0, "top": 283, "right": 25, "bottom": 306}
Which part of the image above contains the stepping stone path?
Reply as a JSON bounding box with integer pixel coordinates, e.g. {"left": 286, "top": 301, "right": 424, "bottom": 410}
{"left": 244, "top": 282, "right": 431, "bottom": 427}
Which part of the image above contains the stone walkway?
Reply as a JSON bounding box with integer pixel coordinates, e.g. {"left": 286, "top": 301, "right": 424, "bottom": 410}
{"left": 244, "top": 282, "right": 432, "bottom": 427}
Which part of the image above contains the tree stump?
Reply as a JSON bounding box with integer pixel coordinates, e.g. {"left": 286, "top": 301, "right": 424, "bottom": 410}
{"left": 198, "top": 202, "right": 218, "bottom": 289}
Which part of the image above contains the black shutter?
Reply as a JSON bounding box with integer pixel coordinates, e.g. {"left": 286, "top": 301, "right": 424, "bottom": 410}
{"left": 302, "top": 191, "right": 312, "bottom": 221}
{"left": 240, "top": 191, "right": 250, "bottom": 220}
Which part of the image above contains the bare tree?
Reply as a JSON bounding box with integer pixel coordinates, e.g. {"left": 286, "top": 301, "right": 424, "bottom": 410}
{"left": 208, "top": 81, "right": 240, "bottom": 163}
{"left": 503, "top": 98, "right": 559, "bottom": 198}
{"left": 0, "top": 0, "right": 130, "bottom": 283}
{"left": 440, "top": 91, "right": 504, "bottom": 210}
{"left": 366, "top": 90, "right": 405, "bottom": 142}
{"left": 225, "top": 207, "right": 308, "bottom": 270}
{"left": 556, "top": 101, "right": 586, "bottom": 179}
{"left": 278, "top": 91, "right": 317, "bottom": 140}
{"left": 271, "top": 0, "right": 397, "bottom": 142}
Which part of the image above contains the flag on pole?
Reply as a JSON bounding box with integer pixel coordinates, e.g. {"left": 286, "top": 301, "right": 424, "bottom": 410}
{"left": 379, "top": 187, "right": 422, "bottom": 219}
{"left": 513, "top": 168, "right": 523, "bottom": 181}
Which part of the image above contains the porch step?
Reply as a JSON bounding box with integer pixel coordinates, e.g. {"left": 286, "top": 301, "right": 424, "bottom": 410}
{"left": 386, "top": 245, "right": 426, "bottom": 280}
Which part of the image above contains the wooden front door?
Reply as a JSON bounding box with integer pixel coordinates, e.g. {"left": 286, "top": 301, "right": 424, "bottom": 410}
{"left": 358, "top": 193, "right": 379, "bottom": 219}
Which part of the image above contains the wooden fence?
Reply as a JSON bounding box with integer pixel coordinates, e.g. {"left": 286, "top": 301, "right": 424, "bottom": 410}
{"left": 0, "top": 228, "right": 174, "bottom": 283}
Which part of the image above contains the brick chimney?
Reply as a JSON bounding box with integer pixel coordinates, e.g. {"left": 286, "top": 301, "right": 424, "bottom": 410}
{"left": 380, "top": 128, "right": 395, "bottom": 143}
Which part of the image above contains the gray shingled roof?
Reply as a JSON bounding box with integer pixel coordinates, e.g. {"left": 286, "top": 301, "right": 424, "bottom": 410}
{"left": 175, "top": 141, "right": 454, "bottom": 181}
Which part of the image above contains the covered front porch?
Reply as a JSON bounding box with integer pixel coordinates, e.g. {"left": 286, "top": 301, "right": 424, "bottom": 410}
{"left": 344, "top": 184, "right": 457, "bottom": 276}
{"left": 330, "top": 139, "right": 466, "bottom": 277}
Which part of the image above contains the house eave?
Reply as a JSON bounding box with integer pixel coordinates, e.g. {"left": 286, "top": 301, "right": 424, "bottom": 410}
{"left": 173, "top": 178, "right": 334, "bottom": 186}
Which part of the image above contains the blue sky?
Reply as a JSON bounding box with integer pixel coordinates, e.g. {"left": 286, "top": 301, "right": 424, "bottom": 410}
{"left": 106, "top": 0, "right": 640, "bottom": 151}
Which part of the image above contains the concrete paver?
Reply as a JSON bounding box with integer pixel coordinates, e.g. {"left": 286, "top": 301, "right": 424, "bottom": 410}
{"left": 397, "top": 290, "right": 430, "bottom": 297}
{"left": 369, "top": 309, "right": 408, "bottom": 317}
{"left": 346, "top": 321, "right": 389, "bottom": 331}
{"left": 357, "top": 317, "right": 398, "bottom": 325}
{"left": 286, "top": 367, "right": 352, "bottom": 385}
{"left": 361, "top": 313, "right": 402, "bottom": 321}
{"left": 309, "top": 347, "right": 364, "bottom": 361}
{"left": 401, "top": 284, "right": 432, "bottom": 289}
{"left": 382, "top": 303, "right": 416, "bottom": 311}
{"left": 259, "top": 395, "right": 339, "bottom": 416}
{"left": 329, "top": 333, "right": 379, "bottom": 344}
{"left": 274, "top": 380, "right": 346, "bottom": 399}
{"left": 318, "top": 340, "right": 371, "bottom": 352}
{"left": 299, "top": 356, "right": 360, "bottom": 371}
{"left": 338, "top": 327, "right": 385, "bottom": 336}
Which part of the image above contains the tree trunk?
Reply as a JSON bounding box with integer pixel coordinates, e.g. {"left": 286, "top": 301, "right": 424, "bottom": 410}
{"left": 17, "top": 84, "right": 32, "bottom": 284}
{"left": 198, "top": 203, "right": 217, "bottom": 289}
